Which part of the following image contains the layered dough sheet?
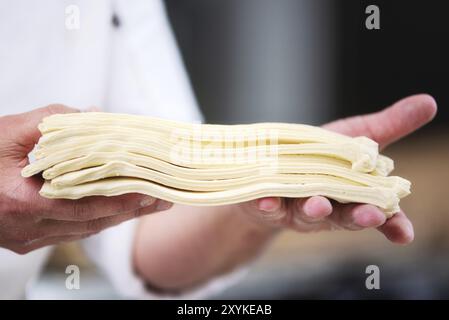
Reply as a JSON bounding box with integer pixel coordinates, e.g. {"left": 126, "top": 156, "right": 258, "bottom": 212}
{"left": 22, "top": 112, "right": 411, "bottom": 217}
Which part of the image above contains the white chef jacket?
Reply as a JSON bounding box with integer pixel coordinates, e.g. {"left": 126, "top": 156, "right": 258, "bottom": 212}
{"left": 0, "top": 0, "right": 246, "bottom": 299}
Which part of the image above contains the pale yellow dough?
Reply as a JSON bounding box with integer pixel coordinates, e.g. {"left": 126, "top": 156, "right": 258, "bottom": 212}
{"left": 22, "top": 112, "right": 411, "bottom": 217}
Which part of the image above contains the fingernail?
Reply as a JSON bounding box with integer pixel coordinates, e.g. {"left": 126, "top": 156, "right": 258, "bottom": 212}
{"left": 156, "top": 200, "right": 172, "bottom": 211}
{"left": 303, "top": 197, "right": 332, "bottom": 218}
{"left": 403, "top": 223, "right": 415, "bottom": 243}
{"left": 140, "top": 196, "right": 155, "bottom": 207}
{"left": 354, "top": 206, "right": 385, "bottom": 227}
{"left": 258, "top": 199, "right": 279, "bottom": 212}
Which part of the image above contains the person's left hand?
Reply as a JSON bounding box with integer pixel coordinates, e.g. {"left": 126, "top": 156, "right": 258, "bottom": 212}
{"left": 237, "top": 94, "right": 437, "bottom": 244}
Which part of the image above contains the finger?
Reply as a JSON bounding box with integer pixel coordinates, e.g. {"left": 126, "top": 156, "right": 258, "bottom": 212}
{"left": 13, "top": 104, "right": 80, "bottom": 153}
{"left": 323, "top": 94, "right": 437, "bottom": 149}
{"left": 20, "top": 177, "right": 164, "bottom": 221}
{"left": 39, "top": 199, "right": 172, "bottom": 236}
{"left": 256, "top": 197, "right": 282, "bottom": 213}
{"left": 329, "top": 203, "right": 386, "bottom": 230}
{"left": 32, "top": 189, "right": 163, "bottom": 221}
{"left": 288, "top": 197, "right": 333, "bottom": 232}
{"left": 377, "top": 211, "right": 414, "bottom": 244}
{"left": 294, "top": 196, "right": 333, "bottom": 222}
{"left": 14, "top": 233, "right": 96, "bottom": 255}
{"left": 241, "top": 197, "right": 287, "bottom": 226}
{"left": 254, "top": 197, "right": 286, "bottom": 222}
{"left": 84, "top": 106, "right": 102, "bottom": 112}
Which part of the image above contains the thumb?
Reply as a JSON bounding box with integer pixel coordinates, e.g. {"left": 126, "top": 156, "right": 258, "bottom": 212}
{"left": 84, "top": 106, "right": 102, "bottom": 112}
{"left": 323, "top": 94, "right": 437, "bottom": 149}
{"left": 14, "top": 104, "right": 79, "bottom": 153}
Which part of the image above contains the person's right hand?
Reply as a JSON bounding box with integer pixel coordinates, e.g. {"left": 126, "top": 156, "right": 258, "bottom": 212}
{"left": 0, "top": 105, "right": 172, "bottom": 254}
{"left": 236, "top": 94, "right": 437, "bottom": 244}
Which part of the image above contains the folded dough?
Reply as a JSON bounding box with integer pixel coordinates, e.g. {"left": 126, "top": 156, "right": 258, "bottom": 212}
{"left": 22, "top": 112, "right": 411, "bottom": 217}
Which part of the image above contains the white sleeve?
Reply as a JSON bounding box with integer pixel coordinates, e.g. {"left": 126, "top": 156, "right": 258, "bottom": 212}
{"left": 81, "top": 0, "right": 248, "bottom": 299}
{"left": 81, "top": 221, "right": 249, "bottom": 299}
{"left": 104, "top": 0, "right": 203, "bottom": 123}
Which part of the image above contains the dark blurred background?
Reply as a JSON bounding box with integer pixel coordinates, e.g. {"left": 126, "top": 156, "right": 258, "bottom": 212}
{"left": 337, "top": 0, "right": 448, "bottom": 128}
{"left": 34, "top": 0, "right": 449, "bottom": 299}
{"left": 165, "top": 0, "right": 448, "bottom": 129}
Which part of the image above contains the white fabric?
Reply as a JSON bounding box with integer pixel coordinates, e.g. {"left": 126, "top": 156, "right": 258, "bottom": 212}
{"left": 0, "top": 0, "right": 243, "bottom": 299}
{"left": 82, "top": 220, "right": 249, "bottom": 300}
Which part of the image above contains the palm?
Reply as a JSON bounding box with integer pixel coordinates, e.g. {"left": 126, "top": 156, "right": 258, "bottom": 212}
{"left": 244, "top": 95, "right": 437, "bottom": 243}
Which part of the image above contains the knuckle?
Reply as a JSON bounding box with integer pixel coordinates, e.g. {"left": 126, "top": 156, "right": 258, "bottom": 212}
{"left": 13, "top": 229, "right": 37, "bottom": 243}
{"left": 86, "top": 218, "right": 107, "bottom": 232}
{"left": 134, "top": 206, "right": 154, "bottom": 217}
{"left": 291, "top": 215, "right": 318, "bottom": 231}
{"left": 0, "top": 198, "right": 43, "bottom": 252}
{"left": 133, "top": 209, "right": 143, "bottom": 218}
{"left": 116, "top": 195, "right": 140, "bottom": 213}
{"left": 0, "top": 192, "right": 21, "bottom": 215}
{"left": 0, "top": 114, "right": 14, "bottom": 131}
{"left": 1, "top": 224, "right": 36, "bottom": 245}
{"left": 117, "top": 199, "right": 131, "bottom": 214}
{"left": 255, "top": 210, "right": 288, "bottom": 229}
{"left": 72, "top": 202, "right": 94, "bottom": 220}
{"left": 46, "top": 104, "right": 76, "bottom": 115}
{"left": 2, "top": 191, "right": 44, "bottom": 223}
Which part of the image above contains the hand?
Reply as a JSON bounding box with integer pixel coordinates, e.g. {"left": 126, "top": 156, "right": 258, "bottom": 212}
{"left": 0, "top": 105, "right": 172, "bottom": 254}
{"left": 237, "top": 94, "right": 437, "bottom": 244}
